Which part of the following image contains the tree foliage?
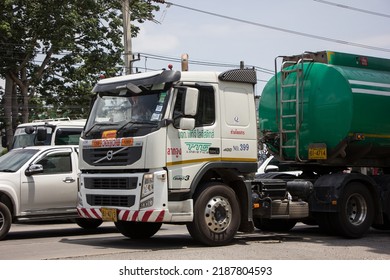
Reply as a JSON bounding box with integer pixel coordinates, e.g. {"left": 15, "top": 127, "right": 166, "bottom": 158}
{"left": 0, "top": 0, "right": 159, "bottom": 148}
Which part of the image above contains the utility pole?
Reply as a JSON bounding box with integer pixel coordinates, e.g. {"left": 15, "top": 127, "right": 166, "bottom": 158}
{"left": 122, "top": 0, "right": 132, "bottom": 74}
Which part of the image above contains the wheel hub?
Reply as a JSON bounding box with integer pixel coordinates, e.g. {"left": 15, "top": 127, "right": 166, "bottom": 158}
{"left": 346, "top": 193, "right": 367, "bottom": 226}
{"left": 204, "top": 196, "right": 232, "bottom": 233}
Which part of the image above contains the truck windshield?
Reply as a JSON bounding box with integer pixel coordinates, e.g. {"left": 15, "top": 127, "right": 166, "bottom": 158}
{"left": 0, "top": 149, "right": 39, "bottom": 172}
{"left": 12, "top": 127, "right": 53, "bottom": 149}
{"left": 85, "top": 91, "right": 168, "bottom": 134}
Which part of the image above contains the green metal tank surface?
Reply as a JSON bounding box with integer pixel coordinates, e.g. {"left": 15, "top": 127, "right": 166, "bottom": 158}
{"left": 259, "top": 51, "right": 390, "bottom": 166}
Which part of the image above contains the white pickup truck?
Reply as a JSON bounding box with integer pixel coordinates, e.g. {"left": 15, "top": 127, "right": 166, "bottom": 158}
{"left": 0, "top": 145, "right": 102, "bottom": 240}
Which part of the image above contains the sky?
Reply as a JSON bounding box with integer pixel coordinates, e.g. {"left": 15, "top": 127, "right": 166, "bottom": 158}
{"left": 1, "top": 0, "right": 390, "bottom": 94}
{"left": 131, "top": 0, "right": 390, "bottom": 94}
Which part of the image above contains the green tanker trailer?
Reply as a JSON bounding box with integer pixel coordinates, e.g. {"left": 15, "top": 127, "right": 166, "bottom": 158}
{"left": 258, "top": 50, "right": 390, "bottom": 238}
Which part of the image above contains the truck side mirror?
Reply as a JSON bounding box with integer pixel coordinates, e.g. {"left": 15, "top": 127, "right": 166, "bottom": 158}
{"left": 183, "top": 87, "right": 199, "bottom": 116}
{"left": 36, "top": 127, "right": 47, "bottom": 142}
{"left": 172, "top": 87, "right": 199, "bottom": 130}
{"left": 179, "top": 118, "right": 195, "bottom": 130}
{"left": 25, "top": 126, "right": 35, "bottom": 134}
{"left": 25, "top": 164, "right": 44, "bottom": 176}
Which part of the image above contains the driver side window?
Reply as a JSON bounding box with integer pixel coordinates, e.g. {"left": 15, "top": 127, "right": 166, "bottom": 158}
{"left": 173, "top": 86, "right": 215, "bottom": 127}
{"left": 37, "top": 153, "right": 72, "bottom": 174}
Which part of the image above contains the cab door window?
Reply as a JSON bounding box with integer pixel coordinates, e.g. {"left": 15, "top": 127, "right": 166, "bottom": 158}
{"left": 37, "top": 153, "right": 72, "bottom": 174}
{"left": 173, "top": 86, "right": 215, "bottom": 127}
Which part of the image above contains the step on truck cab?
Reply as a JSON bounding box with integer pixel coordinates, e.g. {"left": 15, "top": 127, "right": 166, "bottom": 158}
{"left": 77, "top": 68, "right": 309, "bottom": 246}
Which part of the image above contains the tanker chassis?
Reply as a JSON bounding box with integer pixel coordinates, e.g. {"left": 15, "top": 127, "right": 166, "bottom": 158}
{"left": 259, "top": 50, "right": 390, "bottom": 238}
{"left": 77, "top": 50, "right": 390, "bottom": 246}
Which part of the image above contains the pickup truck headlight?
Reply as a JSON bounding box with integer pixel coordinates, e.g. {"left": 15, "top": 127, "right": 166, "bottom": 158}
{"left": 141, "top": 173, "right": 154, "bottom": 199}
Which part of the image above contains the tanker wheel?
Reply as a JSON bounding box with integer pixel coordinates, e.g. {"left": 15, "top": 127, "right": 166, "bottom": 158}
{"left": 75, "top": 218, "right": 103, "bottom": 229}
{"left": 114, "top": 221, "right": 162, "bottom": 239}
{"left": 186, "top": 182, "right": 241, "bottom": 246}
{"left": 253, "top": 218, "right": 296, "bottom": 232}
{"left": 0, "top": 202, "right": 12, "bottom": 241}
{"left": 333, "top": 182, "right": 374, "bottom": 238}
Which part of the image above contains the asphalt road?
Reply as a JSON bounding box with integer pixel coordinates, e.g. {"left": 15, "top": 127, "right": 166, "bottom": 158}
{"left": 1, "top": 222, "right": 389, "bottom": 260}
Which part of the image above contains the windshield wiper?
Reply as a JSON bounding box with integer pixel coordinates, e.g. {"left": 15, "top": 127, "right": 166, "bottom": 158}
{"left": 116, "top": 121, "right": 140, "bottom": 135}
{"left": 116, "top": 120, "right": 158, "bottom": 135}
{"left": 84, "top": 122, "right": 114, "bottom": 137}
{"left": 0, "top": 169, "right": 15, "bottom": 172}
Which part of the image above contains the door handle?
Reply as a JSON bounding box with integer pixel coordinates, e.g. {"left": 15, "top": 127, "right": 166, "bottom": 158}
{"left": 63, "top": 177, "right": 75, "bottom": 183}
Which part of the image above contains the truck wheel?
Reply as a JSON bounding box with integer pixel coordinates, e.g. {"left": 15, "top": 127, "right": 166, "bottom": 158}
{"left": 186, "top": 182, "right": 240, "bottom": 246}
{"left": 114, "top": 221, "right": 162, "bottom": 239}
{"left": 334, "top": 182, "right": 374, "bottom": 238}
{"left": 0, "top": 202, "right": 12, "bottom": 241}
{"left": 75, "top": 218, "right": 103, "bottom": 229}
{"left": 253, "top": 218, "right": 296, "bottom": 232}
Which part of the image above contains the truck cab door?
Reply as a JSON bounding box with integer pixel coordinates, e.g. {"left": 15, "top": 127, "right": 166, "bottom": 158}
{"left": 166, "top": 85, "right": 221, "bottom": 189}
{"left": 20, "top": 148, "right": 77, "bottom": 215}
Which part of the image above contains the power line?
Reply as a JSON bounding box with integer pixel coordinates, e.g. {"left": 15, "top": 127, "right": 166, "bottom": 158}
{"left": 138, "top": 52, "right": 274, "bottom": 74}
{"left": 313, "top": 0, "right": 390, "bottom": 18}
{"left": 157, "top": 1, "right": 390, "bottom": 53}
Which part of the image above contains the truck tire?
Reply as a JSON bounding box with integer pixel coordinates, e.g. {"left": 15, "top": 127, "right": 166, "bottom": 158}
{"left": 186, "top": 182, "right": 240, "bottom": 246}
{"left": 0, "top": 202, "right": 12, "bottom": 241}
{"left": 114, "top": 221, "right": 162, "bottom": 239}
{"left": 253, "top": 218, "right": 296, "bottom": 232}
{"left": 75, "top": 218, "right": 103, "bottom": 229}
{"left": 333, "top": 182, "right": 375, "bottom": 238}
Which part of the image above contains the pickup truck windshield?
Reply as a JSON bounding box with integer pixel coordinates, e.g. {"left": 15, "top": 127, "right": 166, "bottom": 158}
{"left": 0, "top": 149, "right": 39, "bottom": 172}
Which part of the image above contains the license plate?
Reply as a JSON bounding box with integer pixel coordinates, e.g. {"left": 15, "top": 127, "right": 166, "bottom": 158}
{"left": 308, "top": 144, "right": 327, "bottom": 160}
{"left": 101, "top": 208, "right": 117, "bottom": 222}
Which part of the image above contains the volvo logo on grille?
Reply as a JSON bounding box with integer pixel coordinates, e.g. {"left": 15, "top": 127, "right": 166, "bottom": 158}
{"left": 106, "top": 150, "right": 114, "bottom": 161}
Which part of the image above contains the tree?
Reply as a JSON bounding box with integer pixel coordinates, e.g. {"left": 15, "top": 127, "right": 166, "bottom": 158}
{"left": 0, "top": 0, "right": 159, "bottom": 149}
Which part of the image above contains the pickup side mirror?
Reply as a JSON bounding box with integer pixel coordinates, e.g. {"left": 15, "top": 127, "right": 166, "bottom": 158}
{"left": 25, "top": 164, "right": 43, "bottom": 176}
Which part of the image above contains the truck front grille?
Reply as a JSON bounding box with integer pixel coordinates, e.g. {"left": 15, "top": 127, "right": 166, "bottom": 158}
{"left": 86, "top": 195, "right": 135, "bottom": 207}
{"left": 84, "top": 177, "right": 138, "bottom": 190}
{"left": 83, "top": 146, "right": 142, "bottom": 166}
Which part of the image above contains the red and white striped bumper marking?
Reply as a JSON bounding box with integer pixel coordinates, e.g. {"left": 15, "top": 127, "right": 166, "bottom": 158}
{"left": 77, "top": 208, "right": 169, "bottom": 222}
{"left": 77, "top": 208, "right": 101, "bottom": 219}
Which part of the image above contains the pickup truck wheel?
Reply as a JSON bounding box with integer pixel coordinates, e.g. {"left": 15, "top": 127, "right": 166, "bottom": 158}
{"left": 0, "top": 202, "right": 12, "bottom": 241}
{"left": 75, "top": 218, "right": 103, "bottom": 229}
{"left": 186, "top": 182, "right": 240, "bottom": 246}
{"left": 333, "top": 182, "right": 374, "bottom": 238}
{"left": 114, "top": 221, "right": 162, "bottom": 239}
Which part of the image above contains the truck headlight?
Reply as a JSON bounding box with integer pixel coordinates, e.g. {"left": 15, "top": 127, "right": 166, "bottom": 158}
{"left": 141, "top": 173, "right": 154, "bottom": 199}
